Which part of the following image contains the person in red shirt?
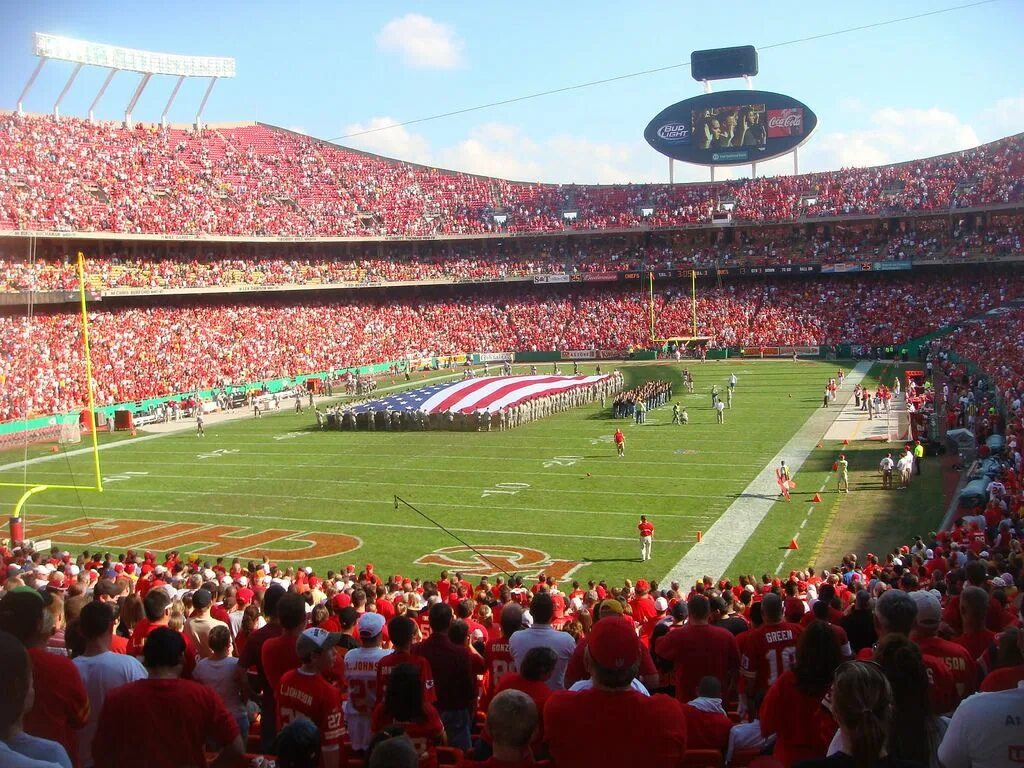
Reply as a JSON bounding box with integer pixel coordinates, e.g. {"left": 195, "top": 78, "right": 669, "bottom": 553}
{"left": 261, "top": 592, "right": 308, "bottom": 719}
{"left": 93, "top": 627, "right": 243, "bottom": 768}
{"left": 495, "top": 646, "right": 556, "bottom": 751}
{"left": 238, "top": 583, "right": 286, "bottom": 754}
{"left": 638, "top": 515, "right": 654, "bottom": 561}
{"left": 482, "top": 604, "right": 523, "bottom": 708}
{"left": 370, "top": 663, "right": 444, "bottom": 764}
{"left": 129, "top": 588, "right": 198, "bottom": 679}
{"left": 614, "top": 428, "right": 625, "bottom": 457}
{"left": 951, "top": 585, "right": 997, "bottom": 661}
{"left": 940, "top": 560, "right": 1006, "bottom": 633}
{"left": 277, "top": 627, "right": 346, "bottom": 768}
{"left": 856, "top": 589, "right": 957, "bottom": 715}
{"left": 759, "top": 621, "right": 841, "bottom": 767}
{"left": 740, "top": 593, "right": 803, "bottom": 714}
{"left": 628, "top": 579, "right": 657, "bottom": 624}
{"left": 654, "top": 593, "right": 740, "bottom": 702}
{"left": 462, "top": 689, "right": 538, "bottom": 768}
{"left": 544, "top": 616, "right": 687, "bottom": 768}
{"left": 0, "top": 589, "right": 90, "bottom": 768}
{"left": 377, "top": 615, "right": 435, "bottom": 704}
{"left": 909, "top": 591, "right": 977, "bottom": 700}
{"left": 682, "top": 676, "right": 734, "bottom": 753}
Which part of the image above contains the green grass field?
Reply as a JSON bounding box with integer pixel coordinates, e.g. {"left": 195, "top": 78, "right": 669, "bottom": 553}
{"left": 2, "top": 359, "right": 942, "bottom": 585}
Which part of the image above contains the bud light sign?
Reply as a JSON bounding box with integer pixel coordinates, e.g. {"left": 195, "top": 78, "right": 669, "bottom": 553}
{"left": 644, "top": 90, "right": 817, "bottom": 167}
{"left": 656, "top": 123, "right": 691, "bottom": 143}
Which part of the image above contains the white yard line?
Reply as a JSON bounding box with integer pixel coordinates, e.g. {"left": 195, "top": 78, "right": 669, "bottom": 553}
{"left": 662, "top": 362, "right": 871, "bottom": 586}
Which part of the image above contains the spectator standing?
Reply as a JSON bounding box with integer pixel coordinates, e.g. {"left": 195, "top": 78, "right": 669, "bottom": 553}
{"left": 740, "top": 592, "right": 803, "bottom": 714}
{"left": 343, "top": 612, "right": 392, "bottom": 753}
{"left": 0, "top": 590, "right": 89, "bottom": 768}
{"left": 194, "top": 625, "right": 249, "bottom": 744}
{"left": 508, "top": 592, "right": 576, "bottom": 690}
{"left": 276, "top": 628, "right": 346, "bottom": 768}
{"left": 92, "top": 628, "right": 242, "bottom": 768}
{"left": 261, "top": 592, "right": 309, "bottom": 723}
{"left": 544, "top": 617, "right": 687, "bottom": 768}
{"left": 909, "top": 591, "right": 977, "bottom": 700}
{"left": 840, "top": 590, "right": 877, "bottom": 654}
{"left": 0, "top": 628, "right": 72, "bottom": 768}
{"left": 71, "top": 602, "right": 147, "bottom": 768}
{"left": 185, "top": 588, "right": 227, "bottom": 660}
{"left": 654, "top": 594, "right": 740, "bottom": 702}
{"left": 238, "top": 583, "right": 285, "bottom": 754}
{"left": 413, "top": 602, "right": 484, "bottom": 750}
{"left": 370, "top": 664, "right": 444, "bottom": 761}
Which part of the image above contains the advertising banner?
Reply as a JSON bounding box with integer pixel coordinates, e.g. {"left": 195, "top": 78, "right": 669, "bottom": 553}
{"left": 477, "top": 352, "right": 515, "bottom": 363}
{"left": 561, "top": 350, "right": 597, "bottom": 360}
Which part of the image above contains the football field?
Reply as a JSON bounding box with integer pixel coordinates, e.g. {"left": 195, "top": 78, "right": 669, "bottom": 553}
{"left": 0, "top": 360, "right": 866, "bottom": 584}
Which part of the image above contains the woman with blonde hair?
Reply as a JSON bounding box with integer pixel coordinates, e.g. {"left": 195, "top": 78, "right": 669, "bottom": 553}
{"left": 796, "top": 660, "right": 919, "bottom": 768}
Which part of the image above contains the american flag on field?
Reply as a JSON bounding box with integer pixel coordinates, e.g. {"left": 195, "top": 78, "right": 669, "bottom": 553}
{"left": 351, "top": 375, "right": 610, "bottom": 414}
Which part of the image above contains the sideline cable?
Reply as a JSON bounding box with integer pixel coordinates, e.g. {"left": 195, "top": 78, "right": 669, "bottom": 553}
{"left": 394, "top": 494, "right": 512, "bottom": 578}
{"left": 328, "top": 1, "right": 997, "bottom": 143}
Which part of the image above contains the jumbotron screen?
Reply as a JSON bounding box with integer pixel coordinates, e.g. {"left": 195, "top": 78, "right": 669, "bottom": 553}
{"left": 645, "top": 90, "right": 817, "bottom": 166}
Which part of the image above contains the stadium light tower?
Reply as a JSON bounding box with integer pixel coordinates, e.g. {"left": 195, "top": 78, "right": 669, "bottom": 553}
{"left": 18, "top": 33, "right": 235, "bottom": 128}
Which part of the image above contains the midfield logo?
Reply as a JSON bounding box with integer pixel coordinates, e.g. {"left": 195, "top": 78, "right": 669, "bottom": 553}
{"left": 415, "top": 545, "right": 584, "bottom": 580}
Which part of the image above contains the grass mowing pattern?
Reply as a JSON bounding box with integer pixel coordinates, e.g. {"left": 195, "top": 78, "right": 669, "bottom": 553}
{"left": 1, "top": 361, "right": 852, "bottom": 583}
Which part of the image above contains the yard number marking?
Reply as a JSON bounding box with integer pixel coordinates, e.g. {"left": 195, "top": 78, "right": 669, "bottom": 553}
{"left": 482, "top": 482, "right": 530, "bottom": 498}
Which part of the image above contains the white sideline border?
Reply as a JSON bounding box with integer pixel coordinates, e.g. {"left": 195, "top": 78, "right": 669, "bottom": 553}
{"left": 661, "top": 361, "right": 871, "bottom": 587}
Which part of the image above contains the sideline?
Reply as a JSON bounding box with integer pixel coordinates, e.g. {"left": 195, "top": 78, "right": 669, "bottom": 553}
{"left": 661, "top": 361, "right": 871, "bottom": 587}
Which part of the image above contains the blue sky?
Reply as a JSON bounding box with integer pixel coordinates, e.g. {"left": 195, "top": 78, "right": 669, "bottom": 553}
{"left": 1, "top": 0, "right": 1022, "bottom": 183}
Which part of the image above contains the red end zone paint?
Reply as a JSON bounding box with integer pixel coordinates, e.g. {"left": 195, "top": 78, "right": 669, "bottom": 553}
{"left": 24, "top": 516, "right": 361, "bottom": 562}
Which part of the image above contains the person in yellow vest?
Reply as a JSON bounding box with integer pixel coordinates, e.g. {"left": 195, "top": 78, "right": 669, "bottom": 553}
{"left": 913, "top": 440, "right": 925, "bottom": 475}
{"left": 836, "top": 454, "right": 850, "bottom": 493}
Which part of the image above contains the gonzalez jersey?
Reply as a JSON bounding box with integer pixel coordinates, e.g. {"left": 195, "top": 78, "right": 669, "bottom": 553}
{"left": 343, "top": 647, "right": 392, "bottom": 715}
{"left": 741, "top": 621, "right": 803, "bottom": 694}
{"left": 483, "top": 639, "right": 515, "bottom": 706}
{"left": 277, "top": 669, "right": 344, "bottom": 748}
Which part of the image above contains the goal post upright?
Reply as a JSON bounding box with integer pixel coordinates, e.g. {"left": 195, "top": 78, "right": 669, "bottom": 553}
{"left": 4, "top": 251, "right": 104, "bottom": 546}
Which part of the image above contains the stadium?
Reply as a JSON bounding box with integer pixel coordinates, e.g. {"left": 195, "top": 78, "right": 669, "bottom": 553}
{"left": 0, "top": 6, "right": 1022, "bottom": 768}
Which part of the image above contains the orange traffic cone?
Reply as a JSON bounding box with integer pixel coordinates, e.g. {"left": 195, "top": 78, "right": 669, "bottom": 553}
{"left": 50, "top": 445, "right": 59, "bottom": 453}
{"left": 812, "top": 493, "right": 822, "bottom": 503}
{"left": 131, "top": 430, "right": 137, "bottom": 437}
{"left": 816, "top": 442, "right": 823, "bottom": 448}
{"left": 696, "top": 530, "right": 703, "bottom": 543}
{"left": 843, "top": 438, "right": 850, "bottom": 446}
{"left": 787, "top": 538, "right": 800, "bottom": 550}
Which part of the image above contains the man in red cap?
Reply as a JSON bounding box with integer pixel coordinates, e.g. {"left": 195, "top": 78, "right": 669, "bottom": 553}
{"left": 628, "top": 580, "right": 658, "bottom": 625}
{"left": 544, "top": 617, "right": 687, "bottom": 767}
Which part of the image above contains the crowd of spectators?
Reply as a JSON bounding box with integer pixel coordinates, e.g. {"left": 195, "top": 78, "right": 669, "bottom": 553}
{"left": 1, "top": 112, "right": 1022, "bottom": 237}
{"left": 3, "top": 271, "right": 1023, "bottom": 422}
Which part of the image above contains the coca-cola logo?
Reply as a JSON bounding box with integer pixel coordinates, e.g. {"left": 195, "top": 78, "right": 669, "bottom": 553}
{"left": 657, "top": 123, "right": 691, "bottom": 142}
{"left": 767, "top": 113, "right": 802, "bottom": 129}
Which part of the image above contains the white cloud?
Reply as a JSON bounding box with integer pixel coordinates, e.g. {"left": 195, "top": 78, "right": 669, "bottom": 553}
{"left": 338, "top": 96, "right": 1019, "bottom": 185}
{"left": 976, "top": 95, "right": 1024, "bottom": 142}
{"left": 376, "top": 14, "right": 464, "bottom": 70}
{"left": 341, "top": 116, "right": 432, "bottom": 164}
{"left": 286, "top": 125, "right": 308, "bottom": 135}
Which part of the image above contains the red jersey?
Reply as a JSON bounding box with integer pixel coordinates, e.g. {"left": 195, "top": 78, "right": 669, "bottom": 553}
{"left": 914, "top": 635, "right": 978, "bottom": 698}
{"left": 638, "top": 521, "right": 654, "bottom": 537}
{"left": 129, "top": 621, "right": 198, "bottom": 678}
{"left": 980, "top": 664, "right": 1024, "bottom": 692}
{"left": 614, "top": 431, "right": 624, "bottom": 445}
{"left": 25, "top": 648, "right": 90, "bottom": 768}
{"left": 952, "top": 629, "right": 996, "bottom": 662}
{"left": 629, "top": 595, "right": 658, "bottom": 625}
{"left": 856, "top": 646, "right": 957, "bottom": 714}
{"left": 759, "top": 670, "right": 836, "bottom": 767}
{"left": 544, "top": 688, "right": 686, "bottom": 768}
{"left": 92, "top": 678, "right": 239, "bottom": 768}
{"left": 741, "top": 621, "right": 803, "bottom": 695}
{"left": 483, "top": 638, "right": 516, "bottom": 706}
{"left": 261, "top": 632, "right": 302, "bottom": 705}
{"left": 654, "top": 623, "right": 740, "bottom": 701}
{"left": 277, "top": 669, "right": 345, "bottom": 749}
{"left": 376, "top": 650, "right": 436, "bottom": 703}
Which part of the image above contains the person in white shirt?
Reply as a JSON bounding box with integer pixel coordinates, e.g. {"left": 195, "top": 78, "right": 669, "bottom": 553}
{"left": 938, "top": 683, "right": 1024, "bottom": 768}
{"left": 194, "top": 625, "right": 248, "bottom": 741}
{"left": 343, "top": 612, "right": 393, "bottom": 751}
{"left": 509, "top": 592, "right": 576, "bottom": 690}
{"left": 879, "top": 453, "right": 895, "bottom": 489}
{"left": 72, "top": 601, "right": 147, "bottom": 768}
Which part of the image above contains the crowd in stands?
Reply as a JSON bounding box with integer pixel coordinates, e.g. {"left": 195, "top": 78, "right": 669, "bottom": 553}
{"left": 2, "top": 112, "right": 1023, "bottom": 237}
{"left": 0, "top": 429, "right": 1020, "bottom": 768}
{"left": 3, "top": 272, "right": 1024, "bottom": 422}
{"left": 1, "top": 216, "right": 1022, "bottom": 296}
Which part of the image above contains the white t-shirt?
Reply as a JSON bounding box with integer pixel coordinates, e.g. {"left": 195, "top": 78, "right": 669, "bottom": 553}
{"left": 568, "top": 678, "right": 650, "bottom": 696}
{"left": 73, "top": 651, "right": 148, "bottom": 767}
{"left": 937, "top": 685, "right": 1024, "bottom": 768}
{"left": 194, "top": 656, "right": 247, "bottom": 718}
{"left": 509, "top": 625, "right": 577, "bottom": 690}
{"left": 342, "top": 647, "right": 393, "bottom": 716}
{"left": 715, "top": 401, "right": 725, "bottom": 413}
